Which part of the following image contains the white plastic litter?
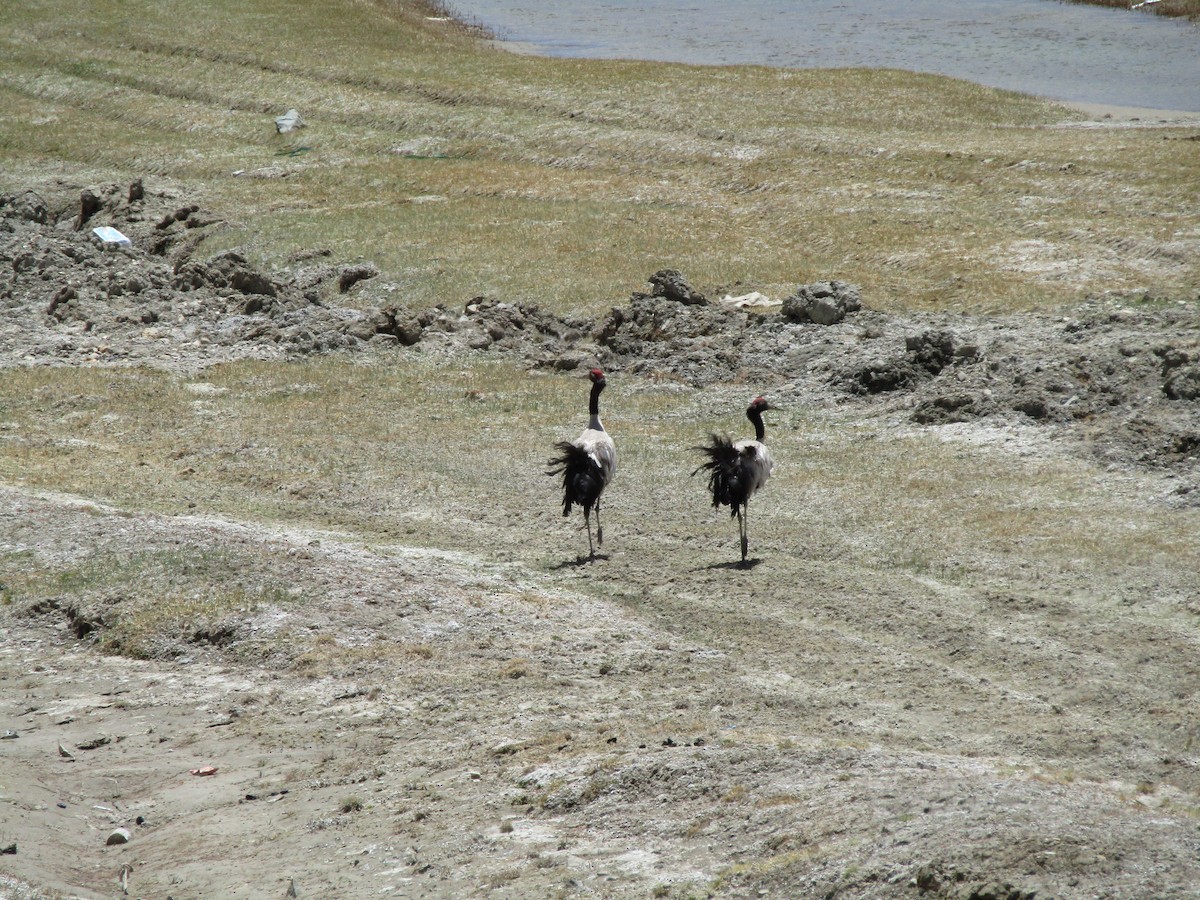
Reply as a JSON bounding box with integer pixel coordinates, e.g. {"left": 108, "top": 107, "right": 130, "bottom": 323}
{"left": 91, "top": 226, "right": 131, "bottom": 246}
{"left": 720, "top": 291, "right": 780, "bottom": 310}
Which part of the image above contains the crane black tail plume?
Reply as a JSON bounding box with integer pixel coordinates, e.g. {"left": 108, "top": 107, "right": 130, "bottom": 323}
{"left": 692, "top": 434, "right": 747, "bottom": 517}
{"left": 547, "top": 440, "right": 605, "bottom": 516}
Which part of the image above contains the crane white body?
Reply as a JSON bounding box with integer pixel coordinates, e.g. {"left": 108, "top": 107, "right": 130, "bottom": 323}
{"left": 577, "top": 419, "right": 617, "bottom": 485}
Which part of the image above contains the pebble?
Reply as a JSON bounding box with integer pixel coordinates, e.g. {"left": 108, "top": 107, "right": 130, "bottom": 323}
{"left": 106, "top": 828, "right": 131, "bottom": 846}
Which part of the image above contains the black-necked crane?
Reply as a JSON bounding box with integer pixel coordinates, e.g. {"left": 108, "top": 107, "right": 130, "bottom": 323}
{"left": 693, "top": 396, "right": 775, "bottom": 563}
{"left": 547, "top": 368, "right": 617, "bottom": 561}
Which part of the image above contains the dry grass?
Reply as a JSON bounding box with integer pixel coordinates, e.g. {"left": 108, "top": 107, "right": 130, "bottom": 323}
{"left": 2, "top": 356, "right": 1197, "bottom": 665}
{"left": 4, "top": 357, "right": 1196, "bottom": 575}
{"left": 2, "top": 23, "right": 1199, "bottom": 884}
{"left": 713, "top": 845, "right": 826, "bottom": 891}
{"left": 2, "top": 544, "right": 299, "bottom": 658}
{"left": 1, "top": 0, "right": 1197, "bottom": 315}
{"left": 292, "top": 640, "right": 437, "bottom": 677}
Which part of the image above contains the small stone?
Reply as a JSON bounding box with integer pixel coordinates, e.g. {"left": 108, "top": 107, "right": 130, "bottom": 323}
{"left": 275, "top": 108, "right": 305, "bottom": 134}
{"left": 781, "top": 280, "right": 862, "bottom": 325}
{"left": 371, "top": 307, "right": 424, "bottom": 345}
{"left": 552, "top": 352, "right": 588, "bottom": 371}
{"left": 106, "top": 828, "right": 131, "bottom": 846}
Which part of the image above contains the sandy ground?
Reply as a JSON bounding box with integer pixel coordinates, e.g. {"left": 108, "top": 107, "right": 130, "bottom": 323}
{"left": 1055, "top": 100, "right": 1200, "bottom": 125}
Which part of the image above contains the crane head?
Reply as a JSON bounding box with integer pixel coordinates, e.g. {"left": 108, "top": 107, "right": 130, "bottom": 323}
{"left": 588, "top": 368, "right": 606, "bottom": 384}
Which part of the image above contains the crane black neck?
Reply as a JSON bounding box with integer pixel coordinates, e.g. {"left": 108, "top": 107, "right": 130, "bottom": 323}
{"left": 746, "top": 406, "right": 766, "bottom": 442}
{"left": 588, "top": 374, "right": 604, "bottom": 427}
{"left": 589, "top": 379, "right": 605, "bottom": 417}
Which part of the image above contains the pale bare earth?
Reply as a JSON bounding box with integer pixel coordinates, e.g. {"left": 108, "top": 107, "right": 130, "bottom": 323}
{"left": 2, "top": 463, "right": 1199, "bottom": 900}
{"left": 2, "top": 162, "right": 1200, "bottom": 898}
{"left": 1054, "top": 101, "right": 1200, "bottom": 128}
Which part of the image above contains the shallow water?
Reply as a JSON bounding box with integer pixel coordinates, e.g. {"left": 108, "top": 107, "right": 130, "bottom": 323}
{"left": 452, "top": 0, "right": 1200, "bottom": 111}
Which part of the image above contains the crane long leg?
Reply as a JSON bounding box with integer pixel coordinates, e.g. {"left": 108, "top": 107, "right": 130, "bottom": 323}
{"left": 740, "top": 504, "right": 749, "bottom": 562}
{"left": 585, "top": 509, "right": 595, "bottom": 561}
{"left": 595, "top": 500, "right": 604, "bottom": 548}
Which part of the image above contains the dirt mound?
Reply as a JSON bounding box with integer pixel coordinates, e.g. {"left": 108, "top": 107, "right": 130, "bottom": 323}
{"left": 0, "top": 181, "right": 378, "bottom": 366}
{"left": 588, "top": 273, "right": 1200, "bottom": 477}
{"left": 2, "top": 184, "right": 1197, "bottom": 479}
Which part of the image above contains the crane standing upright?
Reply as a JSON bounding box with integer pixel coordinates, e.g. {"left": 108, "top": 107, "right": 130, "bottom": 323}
{"left": 547, "top": 368, "right": 617, "bottom": 561}
{"left": 693, "top": 396, "right": 775, "bottom": 563}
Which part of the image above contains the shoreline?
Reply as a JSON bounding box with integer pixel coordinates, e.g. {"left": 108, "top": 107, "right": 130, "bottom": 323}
{"left": 1057, "top": 99, "right": 1200, "bottom": 122}
{"left": 488, "top": 36, "right": 1200, "bottom": 124}
{"left": 464, "top": 8, "right": 1200, "bottom": 122}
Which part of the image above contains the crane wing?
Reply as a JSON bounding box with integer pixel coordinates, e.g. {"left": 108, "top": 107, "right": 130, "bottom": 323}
{"left": 577, "top": 429, "right": 616, "bottom": 482}
{"left": 735, "top": 439, "right": 773, "bottom": 492}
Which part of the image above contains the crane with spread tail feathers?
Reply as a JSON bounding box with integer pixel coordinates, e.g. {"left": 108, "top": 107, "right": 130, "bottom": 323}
{"left": 547, "top": 368, "right": 616, "bottom": 561}
{"left": 693, "top": 396, "right": 775, "bottom": 562}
